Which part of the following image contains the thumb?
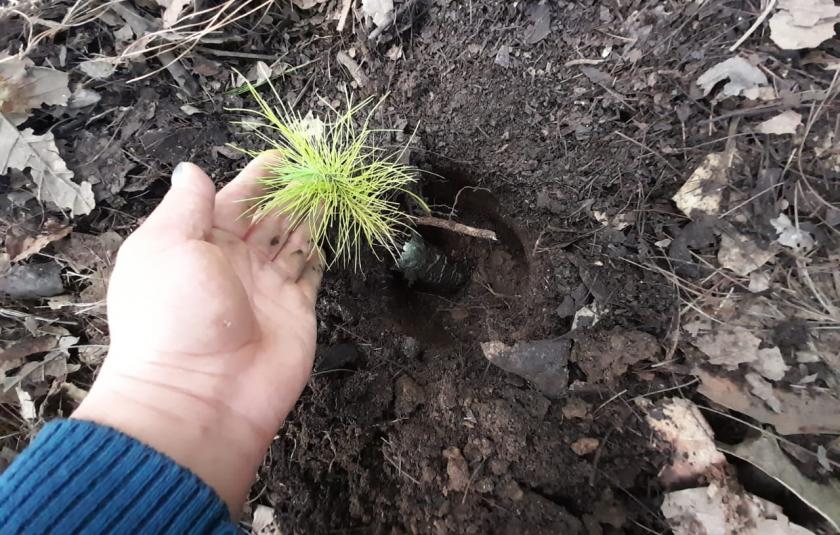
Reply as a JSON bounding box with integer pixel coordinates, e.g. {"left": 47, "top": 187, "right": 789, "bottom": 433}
{"left": 140, "top": 162, "right": 216, "bottom": 241}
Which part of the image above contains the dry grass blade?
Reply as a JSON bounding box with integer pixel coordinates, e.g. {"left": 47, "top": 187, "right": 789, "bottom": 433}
{"left": 121, "top": 0, "right": 273, "bottom": 82}
{"left": 1, "top": 0, "right": 115, "bottom": 59}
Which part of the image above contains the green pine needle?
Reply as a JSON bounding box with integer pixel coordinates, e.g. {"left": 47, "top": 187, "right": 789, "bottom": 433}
{"left": 231, "top": 80, "right": 427, "bottom": 270}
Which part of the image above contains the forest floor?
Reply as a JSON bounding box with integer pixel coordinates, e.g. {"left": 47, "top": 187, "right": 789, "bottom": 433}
{"left": 1, "top": 1, "right": 839, "bottom": 533}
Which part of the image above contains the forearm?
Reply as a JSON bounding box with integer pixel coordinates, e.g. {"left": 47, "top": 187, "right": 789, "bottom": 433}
{"left": 71, "top": 356, "right": 284, "bottom": 517}
{"left": 0, "top": 420, "right": 238, "bottom": 534}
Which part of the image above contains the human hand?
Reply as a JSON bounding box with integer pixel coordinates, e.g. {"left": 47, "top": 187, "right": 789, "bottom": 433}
{"left": 72, "top": 153, "right": 323, "bottom": 516}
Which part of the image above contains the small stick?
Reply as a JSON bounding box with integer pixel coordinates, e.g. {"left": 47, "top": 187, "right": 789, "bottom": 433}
{"left": 336, "top": 50, "right": 369, "bottom": 87}
{"left": 336, "top": 0, "right": 353, "bottom": 32}
{"left": 564, "top": 58, "right": 604, "bottom": 67}
{"left": 729, "top": 0, "right": 777, "bottom": 52}
{"left": 413, "top": 216, "right": 497, "bottom": 241}
{"left": 196, "top": 46, "right": 279, "bottom": 61}
{"left": 158, "top": 50, "right": 197, "bottom": 96}
{"left": 593, "top": 389, "right": 627, "bottom": 415}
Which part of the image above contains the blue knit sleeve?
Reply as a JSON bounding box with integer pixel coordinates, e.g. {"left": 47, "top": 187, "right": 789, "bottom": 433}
{"left": 0, "top": 419, "right": 240, "bottom": 534}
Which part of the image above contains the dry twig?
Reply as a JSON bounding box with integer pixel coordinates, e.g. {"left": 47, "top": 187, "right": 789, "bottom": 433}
{"left": 729, "top": 0, "right": 777, "bottom": 52}
{"left": 336, "top": 0, "right": 353, "bottom": 32}
{"left": 413, "top": 216, "right": 497, "bottom": 241}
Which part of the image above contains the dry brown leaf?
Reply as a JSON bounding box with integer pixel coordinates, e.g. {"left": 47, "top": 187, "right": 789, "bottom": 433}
{"left": 770, "top": 0, "right": 840, "bottom": 50}
{"left": 802, "top": 50, "right": 840, "bottom": 70}
{"left": 385, "top": 45, "right": 403, "bottom": 61}
{"left": 53, "top": 231, "right": 123, "bottom": 272}
{"left": 251, "top": 504, "right": 281, "bottom": 535}
{"left": 771, "top": 213, "right": 815, "bottom": 253}
{"left": 696, "top": 57, "right": 768, "bottom": 99}
{"left": 571, "top": 301, "right": 608, "bottom": 330}
{"left": 745, "top": 372, "right": 782, "bottom": 412}
{"left": 593, "top": 210, "right": 634, "bottom": 231}
{"left": 721, "top": 435, "right": 840, "bottom": 531}
{"left": 236, "top": 61, "right": 272, "bottom": 87}
{"left": 752, "top": 347, "right": 788, "bottom": 381}
{"left": 717, "top": 232, "right": 776, "bottom": 276}
{"left": 2, "top": 336, "right": 79, "bottom": 392}
{"left": 692, "top": 325, "right": 761, "bottom": 369}
{"left": 67, "top": 87, "right": 101, "bottom": 109}
{"left": 673, "top": 152, "right": 732, "bottom": 218}
{"left": 641, "top": 397, "right": 727, "bottom": 488}
{"left": 362, "top": 0, "right": 394, "bottom": 27}
{"left": 78, "top": 59, "right": 117, "bottom": 80}
{"left": 5, "top": 220, "right": 72, "bottom": 262}
{"left": 570, "top": 328, "right": 658, "bottom": 383}
{"left": 780, "top": 0, "right": 840, "bottom": 25}
{"left": 156, "top": 0, "right": 191, "bottom": 27}
{"left": 695, "top": 368, "right": 840, "bottom": 435}
{"left": 756, "top": 110, "right": 803, "bottom": 135}
{"left": 748, "top": 271, "right": 770, "bottom": 292}
{"left": 770, "top": 12, "right": 837, "bottom": 49}
{"left": 662, "top": 482, "right": 815, "bottom": 535}
{"left": 0, "top": 336, "right": 59, "bottom": 362}
{"left": 0, "top": 56, "right": 70, "bottom": 125}
{"left": 53, "top": 231, "right": 123, "bottom": 309}
{"left": 810, "top": 330, "right": 840, "bottom": 374}
{"left": 523, "top": 2, "right": 551, "bottom": 45}
{"left": 0, "top": 115, "right": 95, "bottom": 216}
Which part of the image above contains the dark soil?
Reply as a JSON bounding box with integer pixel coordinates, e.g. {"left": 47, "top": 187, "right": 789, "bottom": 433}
{"left": 5, "top": 0, "right": 836, "bottom": 533}
{"left": 244, "top": 2, "right": 700, "bottom": 532}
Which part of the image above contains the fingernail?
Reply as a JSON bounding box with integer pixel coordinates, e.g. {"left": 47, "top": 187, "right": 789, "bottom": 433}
{"left": 172, "top": 162, "right": 188, "bottom": 186}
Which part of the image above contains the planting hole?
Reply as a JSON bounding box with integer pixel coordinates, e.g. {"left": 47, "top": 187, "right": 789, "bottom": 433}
{"left": 385, "top": 168, "right": 529, "bottom": 346}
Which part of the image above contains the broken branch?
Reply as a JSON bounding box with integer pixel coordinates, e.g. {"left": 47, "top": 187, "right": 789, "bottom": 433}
{"left": 413, "top": 216, "right": 497, "bottom": 241}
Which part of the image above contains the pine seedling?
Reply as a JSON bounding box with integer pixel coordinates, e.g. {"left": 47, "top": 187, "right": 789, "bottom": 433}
{"left": 232, "top": 80, "right": 427, "bottom": 270}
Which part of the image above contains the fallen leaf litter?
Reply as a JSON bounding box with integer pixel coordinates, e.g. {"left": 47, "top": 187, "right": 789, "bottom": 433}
{"left": 0, "top": 1, "right": 839, "bottom": 532}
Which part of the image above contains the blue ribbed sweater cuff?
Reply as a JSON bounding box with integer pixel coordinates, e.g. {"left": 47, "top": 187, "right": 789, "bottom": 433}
{"left": 0, "top": 419, "right": 238, "bottom": 534}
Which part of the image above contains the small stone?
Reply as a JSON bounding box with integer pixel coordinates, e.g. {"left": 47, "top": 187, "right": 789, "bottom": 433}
{"left": 480, "top": 339, "right": 570, "bottom": 398}
{"left": 394, "top": 375, "right": 425, "bottom": 416}
{"left": 570, "top": 437, "right": 600, "bottom": 456}
{"left": 496, "top": 479, "right": 524, "bottom": 501}
{"left": 562, "top": 398, "right": 591, "bottom": 420}
{"left": 443, "top": 447, "right": 470, "bottom": 493}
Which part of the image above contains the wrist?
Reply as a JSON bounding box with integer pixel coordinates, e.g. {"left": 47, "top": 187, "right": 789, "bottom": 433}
{"left": 72, "top": 356, "right": 280, "bottom": 517}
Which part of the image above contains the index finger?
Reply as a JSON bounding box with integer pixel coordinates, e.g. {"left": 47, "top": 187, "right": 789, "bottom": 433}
{"left": 213, "top": 150, "right": 282, "bottom": 238}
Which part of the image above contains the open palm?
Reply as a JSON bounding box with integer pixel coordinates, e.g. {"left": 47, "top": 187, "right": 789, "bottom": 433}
{"left": 74, "top": 153, "right": 322, "bottom": 514}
